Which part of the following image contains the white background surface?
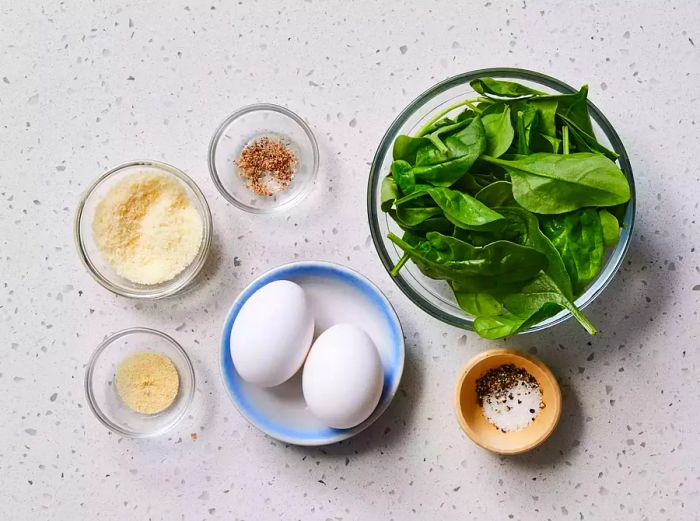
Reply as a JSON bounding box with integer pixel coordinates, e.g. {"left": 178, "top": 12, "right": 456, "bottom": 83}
{"left": 1, "top": 1, "right": 699, "bottom": 519}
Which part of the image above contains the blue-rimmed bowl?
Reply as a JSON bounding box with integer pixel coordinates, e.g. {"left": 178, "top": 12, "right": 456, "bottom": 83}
{"left": 220, "top": 261, "right": 405, "bottom": 446}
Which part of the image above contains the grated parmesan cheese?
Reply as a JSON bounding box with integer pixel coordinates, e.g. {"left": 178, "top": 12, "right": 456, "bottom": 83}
{"left": 92, "top": 173, "right": 203, "bottom": 285}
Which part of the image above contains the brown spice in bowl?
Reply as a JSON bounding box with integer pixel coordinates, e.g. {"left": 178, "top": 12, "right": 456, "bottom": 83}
{"left": 235, "top": 136, "right": 298, "bottom": 196}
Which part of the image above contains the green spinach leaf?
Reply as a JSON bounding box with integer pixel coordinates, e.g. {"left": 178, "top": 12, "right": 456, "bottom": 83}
{"left": 540, "top": 209, "right": 604, "bottom": 295}
{"left": 496, "top": 207, "right": 574, "bottom": 299}
{"left": 380, "top": 175, "right": 399, "bottom": 211}
{"left": 394, "top": 205, "right": 444, "bottom": 226}
{"left": 599, "top": 209, "right": 620, "bottom": 248}
{"left": 557, "top": 113, "right": 619, "bottom": 160}
{"left": 390, "top": 160, "right": 416, "bottom": 194}
{"left": 417, "top": 186, "right": 505, "bottom": 231}
{"left": 515, "top": 105, "right": 539, "bottom": 155}
{"left": 453, "top": 291, "right": 503, "bottom": 317}
{"left": 532, "top": 132, "right": 561, "bottom": 153}
{"left": 473, "top": 272, "right": 597, "bottom": 338}
{"left": 481, "top": 153, "right": 631, "bottom": 214}
{"left": 481, "top": 104, "right": 515, "bottom": 157}
{"left": 470, "top": 77, "right": 546, "bottom": 98}
{"left": 475, "top": 181, "right": 515, "bottom": 207}
{"left": 393, "top": 135, "right": 431, "bottom": 163}
{"left": 388, "top": 232, "right": 547, "bottom": 286}
{"left": 540, "top": 85, "right": 594, "bottom": 135}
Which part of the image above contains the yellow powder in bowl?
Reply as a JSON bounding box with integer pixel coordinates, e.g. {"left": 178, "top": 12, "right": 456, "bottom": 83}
{"left": 115, "top": 352, "right": 180, "bottom": 414}
{"left": 92, "top": 173, "right": 203, "bottom": 285}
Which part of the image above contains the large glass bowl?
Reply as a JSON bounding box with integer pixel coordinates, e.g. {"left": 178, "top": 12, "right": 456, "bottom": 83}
{"left": 367, "top": 68, "right": 635, "bottom": 333}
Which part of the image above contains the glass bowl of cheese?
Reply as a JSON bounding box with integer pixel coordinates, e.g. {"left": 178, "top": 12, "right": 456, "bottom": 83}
{"left": 75, "top": 160, "right": 213, "bottom": 299}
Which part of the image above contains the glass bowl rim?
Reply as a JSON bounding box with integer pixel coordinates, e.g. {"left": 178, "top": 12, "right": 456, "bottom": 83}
{"left": 207, "top": 103, "right": 320, "bottom": 214}
{"left": 367, "top": 67, "right": 636, "bottom": 333}
{"left": 74, "top": 159, "right": 213, "bottom": 299}
{"left": 84, "top": 326, "right": 196, "bottom": 438}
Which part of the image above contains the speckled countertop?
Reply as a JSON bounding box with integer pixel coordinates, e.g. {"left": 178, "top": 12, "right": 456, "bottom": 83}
{"left": 1, "top": 1, "right": 699, "bottom": 519}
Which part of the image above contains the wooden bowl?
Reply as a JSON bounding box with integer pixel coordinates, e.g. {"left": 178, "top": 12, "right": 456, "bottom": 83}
{"left": 454, "top": 348, "right": 562, "bottom": 455}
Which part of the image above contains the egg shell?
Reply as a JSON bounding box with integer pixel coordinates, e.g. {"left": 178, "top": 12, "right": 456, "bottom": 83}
{"left": 302, "top": 323, "right": 384, "bottom": 429}
{"left": 230, "top": 280, "right": 314, "bottom": 387}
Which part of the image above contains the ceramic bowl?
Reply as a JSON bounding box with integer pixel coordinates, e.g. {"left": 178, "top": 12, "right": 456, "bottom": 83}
{"left": 220, "top": 261, "right": 404, "bottom": 445}
{"left": 455, "top": 348, "right": 562, "bottom": 454}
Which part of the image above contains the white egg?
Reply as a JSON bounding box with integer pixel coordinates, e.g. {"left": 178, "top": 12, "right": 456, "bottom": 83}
{"left": 230, "top": 280, "right": 314, "bottom": 387}
{"left": 302, "top": 323, "right": 384, "bottom": 429}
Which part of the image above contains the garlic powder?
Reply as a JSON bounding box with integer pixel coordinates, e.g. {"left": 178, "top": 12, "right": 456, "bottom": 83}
{"left": 115, "top": 352, "right": 180, "bottom": 414}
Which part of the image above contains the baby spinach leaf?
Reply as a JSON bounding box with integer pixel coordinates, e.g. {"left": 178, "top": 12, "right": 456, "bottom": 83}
{"left": 515, "top": 105, "right": 539, "bottom": 155}
{"left": 419, "top": 117, "right": 458, "bottom": 136}
{"left": 393, "top": 135, "right": 431, "bottom": 163}
{"left": 503, "top": 272, "right": 597, "bottom": 333}
{"left": 456, "top": 108, "right": 477, "bottom": 122}
{"left": 423, "top": 119, "right": 472, "bottom": 155}
{"left": 473, "top": 272, "right": 597, "bottom": 338}
{"left": 510, "top": 98, "right": 558, "bottom": 137}
{"left": 557, "top": 113, "right": 619, "bottom": 160}
{"left": 475, "top": 181, "right": 515, "bottom": 207}
{"left": 394, "top": 205, "right": 444, "bottom": 226}
{"left": 473, "top": 312, "right": 527, "bottom": 338}
{"left": 496, "top": 207, "right": 574, "bottom": 299}
{"left": 453, "top": 291, "right": 503, "bottom": 317}
{"left": 540, "top": 85, "right": 594, "bottom": 135}
{"left": 481, "top": 104, "right": 515, "bottom": 157}
{"left": 387, "top": 232, "right": 547, "bottom": 286}
{"left": 389, "top": 210, "right": 454, "bottom": 235}
{"left": 481, "top": 153, "right": 631, "bottom": 214}
{"left": 391, "top": 160, "right": 416, "bottom": 194}
{"left": 532, "top": 132, "right": 561, "bottom": 154}
{"left": 599, "top": 209, "right": 620, "bottom": 248}
{"left": 470, "top": 77, "right": 546, "bottom": 98}
{"left": 420, "top": 186, "right": 505, "bottom": 231}
{"left": 540, "top": 209, "right": 604, "bottom": 295}
{"left": 403, "top": 117, "right": 487, "bottom": 187}
{"left": 381, "top": 175, "right": 399, "bottom": 211}
{"left": 452, "top": 228, "right": 499, "bottom": 247}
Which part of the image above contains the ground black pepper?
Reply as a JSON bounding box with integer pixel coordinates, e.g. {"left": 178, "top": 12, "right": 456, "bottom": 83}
{"left": 476, "top": 363, "right": 545, "bottom": 432}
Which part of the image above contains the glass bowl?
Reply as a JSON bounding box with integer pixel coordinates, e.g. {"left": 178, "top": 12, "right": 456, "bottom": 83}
{"left": 208, "top": 104, "right": 319, "bottom": 213}
{"left": 85, "top": 327, "right": 196, "bottom": 438}
{"left": 74, "top": 160, "right": 213, "bottom": 299}
{"left": 367, "top": 68, "right": 635, "bottom": 333}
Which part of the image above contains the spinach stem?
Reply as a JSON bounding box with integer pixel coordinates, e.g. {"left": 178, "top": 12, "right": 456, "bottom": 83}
{"left": 562, "top": 125, "right": 570, "bottom": 155}
{"left": 570, "top": 305, "right": 598, "bottom": 335}
{"left": 464, "top": 100, "right": 482, "bottom": 114}
{"left": 391, "top": 253, "right": 410, "bottom": 276}
{"left": 415, "top": 98, "right": 479, "bottom": 137}
{"left": 426, "top": 135, "right": 448, "bottom": 154}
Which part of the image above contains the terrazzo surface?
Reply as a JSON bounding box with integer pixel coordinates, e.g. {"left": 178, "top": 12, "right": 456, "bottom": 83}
{"left": 1, "top": 1, "right": 699, "bottom": 519}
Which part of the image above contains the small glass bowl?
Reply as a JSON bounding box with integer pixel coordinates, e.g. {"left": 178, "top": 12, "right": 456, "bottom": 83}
{"left": 74, "top": 160, "right": 213, "bottom": 299}
{"left": 208, "top": 104, "right": 319, "bottom": 213}
{"left": 85, "top": 327, "right": 195, "bottom": 438}
{"left": 367, "top": 68, "right": 636, "bottom": 333}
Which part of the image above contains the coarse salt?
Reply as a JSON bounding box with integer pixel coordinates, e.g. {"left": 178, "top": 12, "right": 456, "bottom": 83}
{"left": 481, "top": 380, "right": 543, "bottom": 432}
{"left": 476, "top": 363, "right": 544, "bottom": 433}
